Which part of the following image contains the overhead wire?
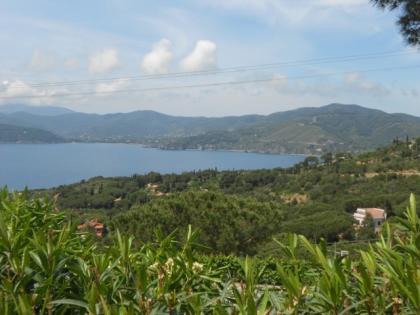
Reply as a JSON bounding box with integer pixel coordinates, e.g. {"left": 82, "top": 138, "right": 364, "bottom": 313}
{"left": 0, "top": 63, "right": 419, "bottom": 100}
{"left": 3, "top": 49, "right": 417, "bottom": 90}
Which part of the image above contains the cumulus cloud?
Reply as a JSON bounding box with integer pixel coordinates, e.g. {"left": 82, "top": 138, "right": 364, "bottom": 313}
{"left": 88, "top": 49, "right": 119, "bottom": 74}
{"left": 180, "top": 40, "right": 217, "bottom": 72}
{"left": 0, "top": 79, "right": 70, "bottom": 105}
{"left": 141, "top": 38, "right": 173, "bottom": 74}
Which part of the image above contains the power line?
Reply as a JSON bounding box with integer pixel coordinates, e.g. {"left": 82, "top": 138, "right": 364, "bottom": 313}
{"left": 3, "top": 50, "right": 417, "bottom": 90}
{"left": 1, "top": 63, "right": 418, "bottom": 100}
{"left": 1, "top": 64, "right": 418, "bottom": 100}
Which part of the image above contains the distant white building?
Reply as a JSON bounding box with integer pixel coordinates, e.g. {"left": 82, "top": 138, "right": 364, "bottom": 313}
{"left": 353, "top": 208, "right": 387, "bottom": 233}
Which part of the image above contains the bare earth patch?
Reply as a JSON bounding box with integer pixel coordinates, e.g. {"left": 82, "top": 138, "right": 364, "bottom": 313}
{"left": 364, "top": 169, "right": 420, "bottom": 178}
{"left": 282, "top": 193, "right": 309, "bottom": 204}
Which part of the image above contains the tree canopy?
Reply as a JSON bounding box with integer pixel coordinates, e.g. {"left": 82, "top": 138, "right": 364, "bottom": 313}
{"left": 372, "top": 0, "right": 420, "bottom": 46}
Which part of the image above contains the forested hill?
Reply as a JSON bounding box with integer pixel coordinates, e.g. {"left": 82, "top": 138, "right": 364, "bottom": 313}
{"left": 1, "top": 103, "right": 420, "bottom": 153}
{"left": 0, "top": 124, "right": 64, "bottom": 143}
{"left": 155, "top": 104, "right": 420, "bottom": 154}
{"left": 0, "top": 104, "right": 74, "bottom": 116}
{"left": 0, "top": 108, "right": 262, "bottom": 140}
{"left": 36, "top": 138, "right": 420, "bottom": 255}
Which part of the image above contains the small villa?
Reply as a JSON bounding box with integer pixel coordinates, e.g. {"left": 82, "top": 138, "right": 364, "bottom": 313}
{"left": 77, "top": 219, "right": 107, "bottom": 237}
{"left": 353, "top": 208, "right": 387, "bottom": 233}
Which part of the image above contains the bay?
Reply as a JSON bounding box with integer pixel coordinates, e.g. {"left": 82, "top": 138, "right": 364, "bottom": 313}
{"left": 0, "top": 143, "right": 305, "bottom": 190}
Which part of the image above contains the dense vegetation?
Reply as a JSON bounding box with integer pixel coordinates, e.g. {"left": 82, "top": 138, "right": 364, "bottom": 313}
{"left": 0, "top": 124, "right": 64, "bottom": 143}
{"left": 1, "top": 189, "right": 419, "bottom": 313}
{"left": 2, "top": 103, "right": 420, "bottom": 153}
{"left": 37, "top": 137, "right": 420, "bottom": 255}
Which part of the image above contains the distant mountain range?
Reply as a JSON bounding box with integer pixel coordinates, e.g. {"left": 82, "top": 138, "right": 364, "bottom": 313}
{"left": 156, "top": 104, "right": 420, "bottom": 154}
{"left": 0, "top": 107, "right": 262, "bottom": 140}
{"left": 0, "top": 104, "right": 74, "bottom": 116}
{"left": 0, "top": 103, "right": 419, "bottom": 153}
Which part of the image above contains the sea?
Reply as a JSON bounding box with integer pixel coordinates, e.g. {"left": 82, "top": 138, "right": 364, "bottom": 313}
{"left": 0, "top": 143, "right": 305, "bottom": 190}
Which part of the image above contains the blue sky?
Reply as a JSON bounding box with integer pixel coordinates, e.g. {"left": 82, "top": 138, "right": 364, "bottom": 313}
{"left": 0, "top": 0, "right": 419, "bottom": 116}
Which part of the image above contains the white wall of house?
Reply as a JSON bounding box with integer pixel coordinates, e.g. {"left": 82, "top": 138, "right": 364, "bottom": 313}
{"left": 353, "top": 208, "right": 386, "bottom": 233}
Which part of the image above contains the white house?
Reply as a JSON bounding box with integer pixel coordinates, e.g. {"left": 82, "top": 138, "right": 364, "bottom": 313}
{"left": 353, "top": 208, "right": 386, "bottom": 233}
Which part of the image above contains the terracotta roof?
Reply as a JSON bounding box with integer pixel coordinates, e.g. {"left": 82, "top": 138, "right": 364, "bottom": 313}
{"left": 77, "top": 219, "right": 105, "bottom": 230}
{"left": 362, "top": 208, "right": 386, "bottom": 219}
{"left": 77, "top": 219, "right": 106, "bottom": 238}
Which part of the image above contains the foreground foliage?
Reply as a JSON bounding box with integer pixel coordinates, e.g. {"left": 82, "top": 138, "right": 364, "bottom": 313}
{"left": 0, "top": 190, "right": 419, "bottom": 314}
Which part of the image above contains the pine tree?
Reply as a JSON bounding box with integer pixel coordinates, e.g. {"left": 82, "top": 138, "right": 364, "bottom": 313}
{"left": 371, "top": 0, "right": 420, "bottom": 46}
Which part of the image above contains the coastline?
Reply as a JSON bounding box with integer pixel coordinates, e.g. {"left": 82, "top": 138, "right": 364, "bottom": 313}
{"left": 0, "top": 140, "right": 310, "bottom": 156}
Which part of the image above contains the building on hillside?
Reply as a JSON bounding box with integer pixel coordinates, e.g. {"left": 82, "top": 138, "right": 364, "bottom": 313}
{"left": 77, "top": 219, "right": 107, "bottom": 237}
{"left": 353, "top": 208, "right": 386, "bottom": 233}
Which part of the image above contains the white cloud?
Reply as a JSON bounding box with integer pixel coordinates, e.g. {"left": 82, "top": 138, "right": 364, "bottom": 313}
{"left": 180, "top": 40, "right": 217, "bottom": 72}
{"left": 141, "top": 38, "right": 173, "bottom": 74}
{"left": 88, "top": 48, "right": 119, "bottom": 74}
{"left": 0, "top": 79, "right": 69, "bottom": 105}
{"left": 95, "top": 79, "right": 129, "bottom": 95}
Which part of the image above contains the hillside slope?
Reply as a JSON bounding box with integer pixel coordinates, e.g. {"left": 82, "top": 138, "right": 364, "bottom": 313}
{"left": 0, "top": 124, "right": 64, "bottom": 143}
{"left": 157, "top": 104, "right": 420, "bottom": 154}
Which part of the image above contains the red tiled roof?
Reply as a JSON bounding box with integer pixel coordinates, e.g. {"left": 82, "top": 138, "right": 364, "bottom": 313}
{"left": 77, "top": 219, "right": 105, "bottom": 230}
{"left": 362, "top": 208, "right": 386, "bottom": 219}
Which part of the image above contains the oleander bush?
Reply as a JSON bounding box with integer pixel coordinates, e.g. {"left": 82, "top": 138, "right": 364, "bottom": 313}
{"left": 0, "top": 189, "right": 419, "bottom": 314}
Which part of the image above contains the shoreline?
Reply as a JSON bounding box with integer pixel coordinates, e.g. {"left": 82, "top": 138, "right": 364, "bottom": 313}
{"left": 0, "top": 140, "right": 311, "bottom": 156}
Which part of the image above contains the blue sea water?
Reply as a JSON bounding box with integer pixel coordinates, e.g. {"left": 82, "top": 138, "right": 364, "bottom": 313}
{"left": 0, "top": 143, "right": 305, "bottom": 190}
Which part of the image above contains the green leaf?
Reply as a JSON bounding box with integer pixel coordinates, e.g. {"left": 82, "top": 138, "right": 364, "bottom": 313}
{"left": 50, "top": 299, "right": 89, "bottom": 309}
